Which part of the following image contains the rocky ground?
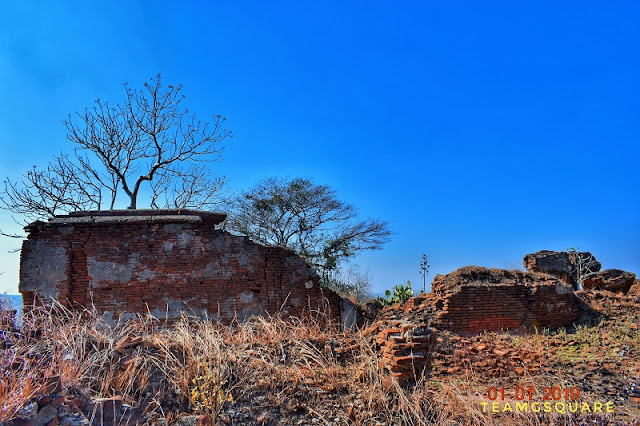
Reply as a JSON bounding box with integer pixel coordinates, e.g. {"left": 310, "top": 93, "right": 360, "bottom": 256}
{"left": 367, "top": 286, "right": 640, "bottom": 425}
{"left": 2, "top": 283, "right": 640, "bottom": 425}
{"left": 427, "top": 290, "right": 640, "bottom": 396}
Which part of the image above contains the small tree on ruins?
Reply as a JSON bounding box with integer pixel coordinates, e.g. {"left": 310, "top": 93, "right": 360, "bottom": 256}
{"left": 566, "top": 247, "right": 600, "bottom": 290}
{"left": 1, "top": 74, "right": 232, "bottom": 229}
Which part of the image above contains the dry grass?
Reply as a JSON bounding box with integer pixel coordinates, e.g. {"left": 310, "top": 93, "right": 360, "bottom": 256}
{"left": 1, "top": 303, "right": 634, "bottom": 425}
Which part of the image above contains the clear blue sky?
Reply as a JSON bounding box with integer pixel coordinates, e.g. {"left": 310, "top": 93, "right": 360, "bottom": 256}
{"left": 1, "top": 1, "right": 638, "bottom": 295}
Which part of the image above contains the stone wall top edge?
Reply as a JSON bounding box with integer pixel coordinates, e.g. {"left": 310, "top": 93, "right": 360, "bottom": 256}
{"left": 436, "top": 281, "right": 572, "bottom": 290}
{"left": 66, "top": 209, "right": 224, "bottom": 217}
{"left": 65, "top": 209, "right": 226, "bottom": 220}
{"left": 25, "top": 210, "right": 227, "bottom": 232}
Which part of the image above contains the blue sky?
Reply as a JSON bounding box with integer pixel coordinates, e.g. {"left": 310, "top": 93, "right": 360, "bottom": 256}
{"left": 1, "top": 1, "right": 638, "bottom": 295}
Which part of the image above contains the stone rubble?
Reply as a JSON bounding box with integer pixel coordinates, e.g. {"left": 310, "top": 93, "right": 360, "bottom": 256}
{"left": 582, "top": 269, "right": 637, "bottom": 294}
{"left": 523, "top": 249, "right": 601, "bottom": 289}
{"left": 7, "top": 392, "right": 144, "bottom": 426}
{"left": 365, "top": 320, "right": 436, "bottom": 381}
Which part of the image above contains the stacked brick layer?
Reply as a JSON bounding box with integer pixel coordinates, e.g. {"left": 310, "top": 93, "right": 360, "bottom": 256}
{"left": 19, "top": 211, "right": 340, "bottom": 325}
{"left": 368, "top": 320, "right": 436, "bottom": 382}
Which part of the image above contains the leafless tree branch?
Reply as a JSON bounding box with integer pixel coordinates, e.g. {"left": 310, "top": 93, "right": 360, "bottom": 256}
{"left": 1, "top": 74, "right": 231, "bottom": 224}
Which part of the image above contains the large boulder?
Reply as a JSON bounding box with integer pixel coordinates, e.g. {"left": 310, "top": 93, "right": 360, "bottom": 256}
{"left": 431, "top": 266, "right": 563, "bottom": 294}
{"left": 524, "top": 250, "right": 573, "bottom": 276}
{"left": 523, "top": 250, "right": 601, "bottom": 289}
{"left": 582, "top": 269, "right": 637, "bottom": 294}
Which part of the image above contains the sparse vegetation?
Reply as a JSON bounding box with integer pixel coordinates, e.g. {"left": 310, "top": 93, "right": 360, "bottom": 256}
{"left": 2, "top": 288, "right": 639, "bottom": 424}
{"left": 566, "top": 247, "right": 601, "bottom": 289}
{"left": 419, "top": 253, "right": 430, "bottom": 293}
{"left": 378, "top": 281, "right": 414, "bottom": 306}
{"left": 321, "top": 265, "right": 375, "bottom": 303}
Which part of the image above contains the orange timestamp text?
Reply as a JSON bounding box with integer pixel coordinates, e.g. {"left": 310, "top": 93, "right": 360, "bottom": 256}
{"left": 486, "top": 386, "right": 580, "bottom": 401}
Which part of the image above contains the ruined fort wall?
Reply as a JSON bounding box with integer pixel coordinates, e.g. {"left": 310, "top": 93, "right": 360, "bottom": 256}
{"left": 429, "top": 267, "right": 579, "bottom": 335}
{"left": 19, "top": 211, "right": 341, "bottom": 324}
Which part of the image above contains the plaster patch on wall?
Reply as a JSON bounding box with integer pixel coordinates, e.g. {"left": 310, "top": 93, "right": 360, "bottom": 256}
{"left": 19, "top": 239, "right": 68, "bottom": 300}
{"left": 221, "top": 297, "right": 234, "bottom": 314}
{"left": 57, "top": 226, "right": 74, "bottom": 235}
{"left": 208, "top": 235, "right": 226, "bottom": 251}
{"left": 239, "top": 305, "right": 265, "bottom": 321}
{"left": 119, "top": 312, "right": 138, "bottom": 322}
{"left": 145, "top": 297, "right": 210, "bottom": 321}
{"left": 137, "top": 269, "right": 156, "bottom": 280}
{"left": 202, "top": 259, "right": 233, "bottom": 279}
{"left": 88, "top": 258, "right": 134, "bottom": 286}
{"left": 288, "top": 261, "right": 316, "bottom": 285}
{"left": 164, "top": 298, "right": 185, "bottom": 315}
{"left": 340, "top": 298, "right": 358, "bottom": 330}
{"left": 98, "top": 310, "right": 116, "bottom": 327}
{"left": 163, "top": 224, "right": 185, "bottom": 233}
{"left": 239, "top": 291, "right": 254, "bottom": 303}
{"left": 163, "top": 241, "right": 175, "bottom": 252}
{"left": 555, "top": 283, "right": 573, "bottom": 294}
{"left": 234, "top": 252, "right": 257, "bottom": 274}
{"left": 176, "top": 231, "right": 195, "bottom": 247}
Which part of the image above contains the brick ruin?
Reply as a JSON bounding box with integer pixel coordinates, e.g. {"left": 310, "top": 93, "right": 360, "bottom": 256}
{"left": 429, "top": 267, "right": 579, "bottom": 335}
{"left": 19, "top": 212, "right": 593, "bottom": 336}
{"left": 21, "top": 215, "right": 619, "bottom": 384}
{"left": 376, "top": 266, "right": 582, "bottom": 338}
{"left": 19, "top": 210, "right": 342, "bottom": 325}
{"left": 364, "top": 266, "right": 584, "bottom": 381}
{"left": 367, "top": 320, "right": 436, "bottom": 381}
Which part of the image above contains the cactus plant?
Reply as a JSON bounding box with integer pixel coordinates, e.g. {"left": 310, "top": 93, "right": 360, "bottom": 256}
{"left": 378, "top": 281, "right": 414, "bottom": 306}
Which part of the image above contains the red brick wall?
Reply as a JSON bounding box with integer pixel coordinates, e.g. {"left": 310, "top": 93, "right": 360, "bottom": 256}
{"left": 431, "top": 284, "right": 578, "bottom": 334}
{"left": 430, "top": 267, "right": 579, "bottom": 335}
{"left": 19, "top": 211, "right": 341, "bottom": 325}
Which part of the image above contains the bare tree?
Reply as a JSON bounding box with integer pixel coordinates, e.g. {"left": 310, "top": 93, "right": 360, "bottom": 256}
{"left": 1, "top": 74, "right": 232, "bottom": 224}
{"left": 323, "top": 265, "right": 374, "bottom": 302}
{"left": 567, "top": 247, "right": 601, "bottom": 290}
{"left": 226, "top": 177, "right": 391, "bottom": 281}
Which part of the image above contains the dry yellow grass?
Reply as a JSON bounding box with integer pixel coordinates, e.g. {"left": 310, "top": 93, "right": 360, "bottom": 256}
{"left": 1, "top": 303, "right": 635, "bottom": 425}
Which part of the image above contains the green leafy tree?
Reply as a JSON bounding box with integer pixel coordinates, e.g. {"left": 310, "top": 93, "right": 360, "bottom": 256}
{"left": 226, "top": 177, "right": 391, "bottom": 282}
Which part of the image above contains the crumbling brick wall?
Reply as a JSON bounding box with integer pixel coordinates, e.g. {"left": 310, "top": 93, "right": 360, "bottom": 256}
{"left": 19, "top": 210, "right": 341, "bottom": 325}
{"left": 367, "top": 320, "right": 435, "bottom": 381}
{"left": 430, "top": 267, "right": 579, "bottom": 335}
